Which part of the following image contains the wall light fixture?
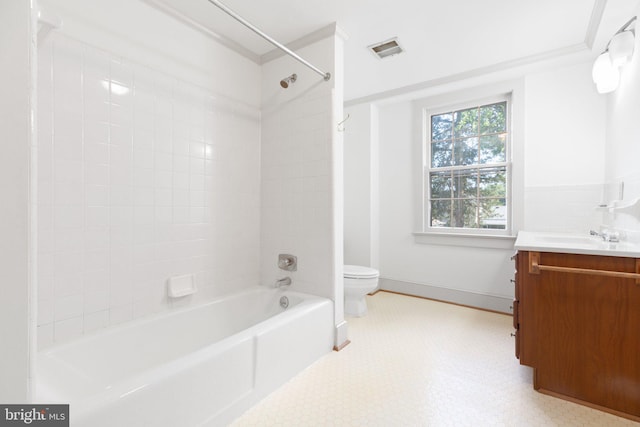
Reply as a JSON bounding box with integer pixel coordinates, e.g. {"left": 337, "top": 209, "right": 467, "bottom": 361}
{"left": 592, "top": 16, "right": 636, "bottom": 94}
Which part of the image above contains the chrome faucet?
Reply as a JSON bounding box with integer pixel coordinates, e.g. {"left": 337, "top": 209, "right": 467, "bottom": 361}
{"left": 590, "top": 229, "right": 620, "bottom": 242}
{"left": 275, "top": 277, "right": 292, "bottom": 288}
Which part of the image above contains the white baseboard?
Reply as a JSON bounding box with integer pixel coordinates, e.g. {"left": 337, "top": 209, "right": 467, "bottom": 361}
{"left": 380, "top": 278, "right": 513, "bottom": 314}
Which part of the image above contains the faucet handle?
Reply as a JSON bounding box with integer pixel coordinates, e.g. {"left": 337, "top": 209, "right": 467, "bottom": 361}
{"left": 278, "top": 254, "right": 297, "bottom": 271}
{"left": 605, "top": 230, "right": 620, "bottom": 242}
{"left": 591, "top": 229, "right": 621, "bottom": 242}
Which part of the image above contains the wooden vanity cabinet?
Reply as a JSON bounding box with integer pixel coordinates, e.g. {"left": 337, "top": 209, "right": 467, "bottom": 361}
{"left": 515, "top": 250, "right": 640, "bottom": 421}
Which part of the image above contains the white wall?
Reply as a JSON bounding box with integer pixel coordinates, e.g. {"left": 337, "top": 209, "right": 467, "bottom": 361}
{"left": 524, "top": 63, "right": 606, "bottom": 188}
{"left": 39, "top": 0, "right": 260, "bottom": 105}
{"left": 344, "top": 59, "right": 607, "bottom": 311}
{"left": 376, "top": 101, "right": 516, "bottom": 310}
{"left": 0, "top": 1, "right": 33, "bottom": 401}
{"left": 603, "top": 2, "right": 640, "bottom": 233}
{"left": 36, "top": 1, "right": 262, "bottom": 348}
{"left": 523, "top": 61, "right": 606, "bottom": 232}
{"left": 605, "top": 3, "right": 640, "bottom": 200}
{"left": 260, "top": 33, "right": 347, "bottom": 347}
{"left": 343, "top": 103, "right": 378, "bottom": 267}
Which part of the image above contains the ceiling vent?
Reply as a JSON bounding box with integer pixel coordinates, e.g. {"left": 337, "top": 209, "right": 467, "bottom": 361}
{"left": 369, "top": 38, "right": 404, "bottom": 59}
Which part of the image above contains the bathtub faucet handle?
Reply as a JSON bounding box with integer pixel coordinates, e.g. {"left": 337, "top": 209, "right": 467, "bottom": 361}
{"left": 278, "top": 254, "right": 297, "bottom": 271}
{"left": 275, "top": 277, "right": 292, "bottom": 288}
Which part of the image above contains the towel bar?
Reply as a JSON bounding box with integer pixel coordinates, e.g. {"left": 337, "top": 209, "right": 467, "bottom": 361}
{"left": 528, "top": 251, "right": 640, "bottom": 283}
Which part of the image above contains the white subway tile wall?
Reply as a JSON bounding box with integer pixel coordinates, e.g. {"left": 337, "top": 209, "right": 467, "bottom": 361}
{"left": 523, "top": 184, "right": 603, "bottom": 233}
{"left": 37, "top": 35, "right": 261, "bottom": 348}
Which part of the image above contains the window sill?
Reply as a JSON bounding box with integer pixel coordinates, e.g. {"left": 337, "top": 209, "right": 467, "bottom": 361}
{"left": 412, "top": 232, "right": 516, "bottom": 249}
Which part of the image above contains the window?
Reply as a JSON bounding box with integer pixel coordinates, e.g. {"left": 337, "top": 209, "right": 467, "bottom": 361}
{"left": 424, "top": 96, "right": 511, "bottom": 235}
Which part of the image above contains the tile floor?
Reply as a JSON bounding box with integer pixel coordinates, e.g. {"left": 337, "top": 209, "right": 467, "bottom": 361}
{"left": 232, "top": 292, "right": 637, "bottom": 426}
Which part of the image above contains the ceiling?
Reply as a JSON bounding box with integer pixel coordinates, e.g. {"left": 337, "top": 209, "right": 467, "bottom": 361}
{"left": 149, "top": 0, "right": 635, "bottom": 101}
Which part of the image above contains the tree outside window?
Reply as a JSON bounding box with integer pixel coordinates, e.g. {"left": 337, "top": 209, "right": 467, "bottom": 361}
{"left": 427, "top": 101, "right": 508, "bottom": 231}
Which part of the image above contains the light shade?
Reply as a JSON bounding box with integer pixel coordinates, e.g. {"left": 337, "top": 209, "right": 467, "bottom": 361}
{"left": 592, "top": 52, "right": 620, "bottom": 94}
{"left": 609, "top": 30, "right": 635, "bottom": 67}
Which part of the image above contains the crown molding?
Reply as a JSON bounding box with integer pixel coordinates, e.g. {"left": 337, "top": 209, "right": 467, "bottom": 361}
{"left": 345, "top": 43, "right": 591, "bottom": 106}
{"left": 142, "top": 0, "right": 261, "bottom": 64}
{"left": 260, "top": 22, "right": 348, "bottom": 64}
{"left": 585, "top": 0, "right": 608, "bottom": 50}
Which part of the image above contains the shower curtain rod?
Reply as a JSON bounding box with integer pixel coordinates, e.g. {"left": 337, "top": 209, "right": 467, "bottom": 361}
{"left": 207, "top": 0, "right": 331, "bottom": 81}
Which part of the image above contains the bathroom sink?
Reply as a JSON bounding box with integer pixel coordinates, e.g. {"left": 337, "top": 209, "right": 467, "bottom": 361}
{"left": 515, "top": 231, "right": 640, "bottom": 258}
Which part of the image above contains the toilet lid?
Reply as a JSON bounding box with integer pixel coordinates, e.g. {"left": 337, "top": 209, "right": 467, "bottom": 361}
{"left": 344, "top": 265, "right": 379, "bottom": 279}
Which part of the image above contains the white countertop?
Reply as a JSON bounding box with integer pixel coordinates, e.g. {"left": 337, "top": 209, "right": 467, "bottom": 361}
{"left": 514, "top": 231, "right": 640, "bottom": 258}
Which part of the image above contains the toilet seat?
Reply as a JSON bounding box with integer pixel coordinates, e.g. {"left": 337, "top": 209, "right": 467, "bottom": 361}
{"left": 344, "top": 265, "right": 379, "bottom": 279}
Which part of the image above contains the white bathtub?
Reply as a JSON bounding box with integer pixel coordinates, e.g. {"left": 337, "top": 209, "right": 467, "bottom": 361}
{"left": 35, "top": 287, "right": 334, "bottom": 426}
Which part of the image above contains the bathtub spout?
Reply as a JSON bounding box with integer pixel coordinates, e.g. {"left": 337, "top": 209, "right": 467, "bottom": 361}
{"left": 275, "top": 277, "right": 292, "bottom": 288}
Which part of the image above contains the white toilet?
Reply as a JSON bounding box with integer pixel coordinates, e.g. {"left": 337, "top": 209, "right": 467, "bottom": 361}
{"left": 343, "top": 264, "right": 380, "bottom": 317}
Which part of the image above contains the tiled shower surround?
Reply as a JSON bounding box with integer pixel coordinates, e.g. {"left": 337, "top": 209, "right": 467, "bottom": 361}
{"left": 37, "top": 35, "right": 261, "bottom": 347}
{"left": 260, "top": 92, "right": 334, "bottom": 297}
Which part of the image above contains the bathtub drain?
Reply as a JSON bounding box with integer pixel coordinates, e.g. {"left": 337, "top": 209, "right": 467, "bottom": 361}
{"left": 279, "top": 296, "right": 289, "bottom": 309}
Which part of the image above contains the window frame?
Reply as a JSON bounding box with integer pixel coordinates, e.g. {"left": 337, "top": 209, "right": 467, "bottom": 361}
{"left": 424, "top": 94, "right": 512, "bottom": 236}
{"left": 412, "top": 80, "right": 524, "bottom": 246}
